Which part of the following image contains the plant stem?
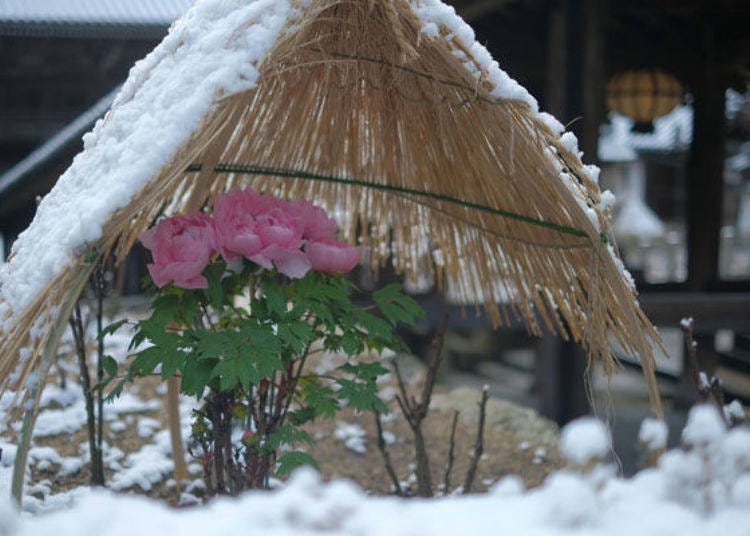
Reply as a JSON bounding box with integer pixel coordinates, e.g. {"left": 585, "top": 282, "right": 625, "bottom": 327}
{"left": 374, "top": 408, "right": 405, "bottom": 496}
{"left": 94, "top": 271, "right": 106, "bottom": 484}
{"left": 70, "top": 305, "right": 103, "bottom": 486}
{"left": 443, "top": 410, "right": 459, "bottom": 494}
{"left": 463, "top": 386, "right": 489, "bottom": 494}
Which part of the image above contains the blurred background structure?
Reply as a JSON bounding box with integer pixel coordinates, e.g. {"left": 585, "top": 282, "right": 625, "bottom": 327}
{"left": 0, "top": 0, "right": 749, "bottom": 472}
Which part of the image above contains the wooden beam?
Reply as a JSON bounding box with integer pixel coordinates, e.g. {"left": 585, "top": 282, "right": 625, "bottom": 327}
{"left": 639, "top": 292, "right": 750, "bottom": 332}
{"left": 453, "top": 0, "right": 512, "bottom": 21}
{"left": 686, "top": 20, "right": 726, "bottom": 290}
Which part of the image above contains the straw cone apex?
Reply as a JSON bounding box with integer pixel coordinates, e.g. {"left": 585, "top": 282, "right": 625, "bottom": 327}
{"left": 0, "top": 0, "right": 664, "bottom": 415}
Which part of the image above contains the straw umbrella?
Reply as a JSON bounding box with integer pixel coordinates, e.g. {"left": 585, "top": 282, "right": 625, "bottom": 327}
{"left": 0, "top": 0, "right": 664, "bottom": 501}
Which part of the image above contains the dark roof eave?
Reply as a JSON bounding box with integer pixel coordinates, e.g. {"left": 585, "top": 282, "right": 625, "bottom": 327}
{"left": 0, "top": 20, "right": 171, "bottom": 40}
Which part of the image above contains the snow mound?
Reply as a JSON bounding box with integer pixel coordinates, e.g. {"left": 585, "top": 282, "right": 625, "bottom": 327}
{"left": 559, "top": 417, "right": 611, "bottom": 466}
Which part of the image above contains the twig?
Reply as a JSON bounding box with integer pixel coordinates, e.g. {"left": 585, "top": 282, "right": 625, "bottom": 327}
{"left": 69, "top": 304, "right": 104, "bottom": 486}
{"left": 392, "top": 314, "right": 449, "bottom": 497}
{"left": 442, "top": 410, "right": 459, "bottom": 494}
{"left": 463, "top": 385, "right": 489, "bottom": 494}
{"left": 94, "top": 270, "right": 106, "bottom": 484}
{"left": 373, "top": 407, "right": 405, "bottom": 496}
{"left": 680, "top": 318, "right": 737, "bottom": 426}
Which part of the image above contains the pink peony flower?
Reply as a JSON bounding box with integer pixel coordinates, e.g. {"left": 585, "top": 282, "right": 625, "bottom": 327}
{"left": 290, "top": 199, "right": 338, "bottom": 242}
{"left": 251, "top": 205, "right": 312, "bottom": 279}
{"left": 213, "top": 188, "right": 266, "bottom": 262}
{"left": 140, "top": 213, "right": 218, "bottom": 289}
{"left": 306, "top": 240, "right": 361, "bottom": 274}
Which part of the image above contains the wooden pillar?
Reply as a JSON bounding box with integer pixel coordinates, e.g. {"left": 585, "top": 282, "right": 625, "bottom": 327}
{"left": 687, "top": 20, "right": 725, "bottom": 290}
{"left": 581, "top": 0, "right": 605, "bottom": 160}
{"left": 535, "top": 0, "right": 611, "bottom": 423}
{"left": 545, "top": 0, "right": 567, "bottom": 118}
{"left": 536, "top": 335, "right": 590, "bottom": 425}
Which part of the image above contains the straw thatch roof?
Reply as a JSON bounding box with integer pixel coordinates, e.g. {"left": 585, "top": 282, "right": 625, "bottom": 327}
{"left": 0, "top": 0, "right": 664, "bottom": 419}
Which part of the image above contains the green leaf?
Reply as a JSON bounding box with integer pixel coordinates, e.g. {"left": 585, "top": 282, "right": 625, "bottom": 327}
{"left": 336, "top": 378, "right": 386, "bottom": 413}
{"left": 129, "top": 347, "right": 165, "bottom": 377}
{"left": 299, "top": 380, "right": 340, "bottom": 418}
{"left": 373, "top": 284, "right": 425, "bottom": 327}
{"left": 275, "top": 451, "right": 318, "bottom": 477}
{"left": 160, "top": 351, "right": 185, "bottom": 380}
{"left": 267, "top": 425, "right": 314, "bottom": 449}
{"left": 209, "top": 352, "right": 283, "bottom": 391}
{"left": 98, "top": 319, "right": 128, "bottom": 343}
{"left": 261, "top": 279, "right": 287, "bottom": 318}
{"left": 288, "top": 407, "right": 316, "bottom": 426}
{"left": 339, "top": 330, "right": 363, "bottom": 356}
{"left": 102, "top": 355, "right": 118, "bottom": 378}
{"left": 277, "top": 321, "right": 315, "bottom": 355}
{"left": 338, "top": 361, "right": 389, "bottom": 382}
{"left": 180, "top": 356, "right": 216, "bottom": 397}
{"left": 354, "top": 311, "right": 393, "bottom": 340}
{"left": 104, "top": 378, "right": 126, "bottom": 402}
{"left": 204, "top": 262, "right": 226, "bottom": 309}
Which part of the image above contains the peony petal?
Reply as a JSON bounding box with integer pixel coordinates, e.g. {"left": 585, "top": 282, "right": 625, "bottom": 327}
{"left": 306, "top": 241, "right": 361, "bottom": 274}
{"left": 139, "top": 226, "right": 158, "bottom": 250}
{"left": 274, "top": 250, "right": 312, "bottom": 279}
{"left": 173, "top": 275, "right": 209, "bottom": 289}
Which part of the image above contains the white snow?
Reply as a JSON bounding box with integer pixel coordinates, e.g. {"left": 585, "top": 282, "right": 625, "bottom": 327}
{"left": 559, "top": 417, "right": 611, "bottom": 466}
{"left": 24, "top": 391, "right": 159, "bottom": 438}
{"left": 639, "top": 418, "right": 668, "bottom": 451}
{"left": 598, "top": 106, "right": 693, "bottom": 163}
{"left": 334, "top": 422, "right": 368, "bottom": 455}
{"left": 1, "top": 441, "right": 749, "bottom": 536}
{"left": 723, "top": 400, "right": 746, "bottom": 424}
{"left": 682, "top": 404, "right": 726, "bottom": 447}
{"left": 613, "top": 197, "right": 666, "bottom": 243}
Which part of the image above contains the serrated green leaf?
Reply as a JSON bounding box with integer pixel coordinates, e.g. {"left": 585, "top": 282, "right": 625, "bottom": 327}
{"left": 288, "top": 407, "right": 316, "bottom": 426}
{"left": 104, "top": 378, "right": 126, "bottom": 402}
{"left": 373, "top": 284, "right": 425, "bottom": 327}
{"left": 180, "top": 356, "right": 216, "bottom": 397}
{"left": 261, "top": 279, "right": 287, "bottom": 318}
{"left": 98, "top": 319, "right": 128, "bottom": 343}
{"left": 275, "top": 451, "right": 318, "bottom": 477}
{"left": 102, "top": 355, "right": 118, "bottom": 378}
{"left": 129, "top": 347, "right": 163, "bottom": 377}
{"left": 267, "top": 425, "right": 314, "bottom": 449}
{"left": 300, "top": 380, "right": 340, "bottom": 418}
{"left": 338, "top": 361, "right": 389, "bottom": 381}
{"left": 278, "top": 321, "right": 315, "bottom": 355}
{"left": 354, "top": 311, "right": 392, "bottom": 340}
{"left": 204, "top": 262, "right": 226, "bottom": 309}
{"left": 160, "top": 351, "right": 185, "bottom": 380}
{"left": 336, "top": 378, "right": 386, "bottom": 413}
{"left": 339, "top": 330, "right": 363, "bottom": 356}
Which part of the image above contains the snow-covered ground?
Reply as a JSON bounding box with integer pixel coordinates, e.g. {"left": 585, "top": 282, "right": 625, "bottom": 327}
{"left": 0, "top": 405, "right": 748, "bottom": 535}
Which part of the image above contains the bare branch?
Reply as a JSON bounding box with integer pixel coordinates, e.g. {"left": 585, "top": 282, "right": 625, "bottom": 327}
{"left": 374, "top": 408, "right": 405, "bottom": 496}
{"left": 463, "top": 385, "right": 489, "bottom": 494}
{"left": 442, "top": 410, "right": 460, "bottom": 494}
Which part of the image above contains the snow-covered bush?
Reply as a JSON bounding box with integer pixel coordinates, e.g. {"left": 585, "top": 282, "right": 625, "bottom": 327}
{"left": 660, "top": 404, "right": 750, "bottom": 514}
